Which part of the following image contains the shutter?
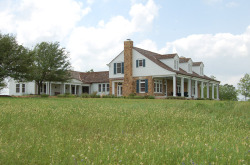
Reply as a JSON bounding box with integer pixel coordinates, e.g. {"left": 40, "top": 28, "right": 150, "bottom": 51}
{"left": 145, "top": 79, "right": 148, "bottom": 93}
{"left": 136, "top": 80, "right": 139, "bottom": 93}
{"left": 114, "top": 63, "right": 116, "bottom": 74}
{"left": 136, "top": 60, "right": 138, "bottom": 68}
{"left": 122, "top": 62, "right": 124, "bottom": 74}
{"left": 143, "top": 59, "right": 146, "bottom": 67}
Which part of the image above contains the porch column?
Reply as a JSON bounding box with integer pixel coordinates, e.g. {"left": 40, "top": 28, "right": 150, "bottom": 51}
{"left": 207, "top": 82, "right": 209, "bottom": 99}
{"left": 69, "top": 84, "right": 72, "bottom": 94}
{"left": 112, "top": 81, "right": 115, "bottom": 95}
{"left": 212, "top": 84, "right": 214, "bottom": 99}
{"left": 181, "top": 77, "right": 184, "bottom": 97}
{"left": 195, "top": 80, "right": 198, "bottom": 98}
{"left": 63, "top": 84, "right": 65, "bottom": 94}
{"left": 50, "top": 82, "right": 52, "bottom": 96}
{"left": 173, "top": 75, "right": 176, "bottom": 97}
{"left": 165, "top": 78, "right": 168, "bottom": 97}
{"left": 46, "top": 82, "right": 48, "bottom": 94}
{"left": 201, "top": 81, "right": 204, "bottom": 98}
{"left": 79, "top": 85, "right": 81, "bottom": 95}
{"left": 188, "top": 79, "right": 191, "bottom": 98}
{"left": 216, "top": 84, "right": 219, "bottom": 100}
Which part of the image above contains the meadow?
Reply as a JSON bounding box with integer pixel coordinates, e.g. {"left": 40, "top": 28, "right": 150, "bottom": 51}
{"left": 0, "top": 98, "right": 249, "bottom": 164}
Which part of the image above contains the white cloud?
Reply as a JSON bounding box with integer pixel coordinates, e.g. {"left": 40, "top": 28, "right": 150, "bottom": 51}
{"left": 159, "top": 26, "right": 250, "bottom": 86}
{"left": 67, "top": 0, "right": 159, "bottom": 71}
{"left": 226, "top": 1, "right": 239, "bottom": 8}
{"left": 0, "top": 0, "right": 91, "bottom": 46}
{"left": 203, "top": 0, "right": 223, "bottom": 5}
{"left": 135, "top": 39, "right": 158, "bottom": 52}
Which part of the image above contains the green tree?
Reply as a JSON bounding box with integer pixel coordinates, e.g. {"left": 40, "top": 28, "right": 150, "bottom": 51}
{"left": 87, "top": 69, "right": 94, "bottom": 72}
{"left": 219, "top": 84, "right": 238, "bottom": 101}
{"left": 238, "top": 73, "right": 250, "bottom": 101}
{"left": 30, "top": 42, "right": 71, "bottom": 95}
{"left": 0, "top": 33, "right": 33, "bottom": 90}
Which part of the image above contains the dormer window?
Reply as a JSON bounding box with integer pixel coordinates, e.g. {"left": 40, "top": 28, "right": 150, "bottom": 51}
{"left": 174, "top": 60, "right": 179, "bottom": 70}
{"left": 188, "top": 64, "right": 192, "bottom": 73}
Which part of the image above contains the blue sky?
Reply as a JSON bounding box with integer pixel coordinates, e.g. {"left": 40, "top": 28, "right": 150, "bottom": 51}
{"left": 0, "top": 0, "right": 250, "bottom": 95}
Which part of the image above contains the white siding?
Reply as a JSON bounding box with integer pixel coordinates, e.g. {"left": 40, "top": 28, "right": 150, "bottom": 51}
{"left": 109, "top": 51, "right": 124, "bottom": 79}
{"left": 91, "top": 83, "right": 109, "bottom": 95}
{"left": 9, "top": 79, "right": 36, "bottom": 95}
{"left": 133, "top": 49, "right": 175, "bottom": 77}
{"left": 159, "top": 55, "right": 179, "bottom": 71}
{"left": 180, "top": 59, "right": 193, "bottom": 73}
{"left": 193, "top": 63, "right": 204, "bottom": 76}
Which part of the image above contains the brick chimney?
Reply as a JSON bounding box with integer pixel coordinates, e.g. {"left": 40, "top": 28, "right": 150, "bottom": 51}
{"left": 123, "top": 39, "right": 134, "bottom": 96}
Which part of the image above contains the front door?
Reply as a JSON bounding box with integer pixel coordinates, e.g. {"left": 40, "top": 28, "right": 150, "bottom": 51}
{"left": 117, "top": 85, "right": 123, "bottom": 96}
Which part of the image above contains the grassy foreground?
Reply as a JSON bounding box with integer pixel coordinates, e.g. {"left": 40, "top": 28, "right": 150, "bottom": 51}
{"left": 0, "top": 98, "right": 249, "bottom": 164}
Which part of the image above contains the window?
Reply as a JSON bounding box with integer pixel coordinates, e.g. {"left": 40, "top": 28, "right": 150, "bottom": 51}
{"left": 102, "top": 84, "right": 106, "bottom": 92}
{"left": 174, "top": 60, "right": 179, "bottom": 70}
{"left": 98, "top": 84, "right": 101, "bottom": 92}
{"left": 22, "top": 84, "right": 25, "bottom": 93}
{"left": 106, "top": 84, "right": 109, "bottom": 92}
{"left": 114, "top": 62, "right": 124, "bottom": 74}
{"left": 136, "top": 59, "right": 145, "bottom": 67}
{"left": 140, "top": 80, "right": 145, "bottom": 93}
{"left": 117, "top": 63, "right": 121, "bottom": 73}
{"left": 16, "top": 84, "right": 20, "bottom": 93}
{"left": 154, "top": 80, "right": 162, "bottom": 93}
{"left": 188, "top": 64, "right": 192, "bottom": 72}
{"left": 136, "top": 79, "right": 148, "bottom": 93}
{"left": 200, "top": 67, "right": 203, "bottom": 75}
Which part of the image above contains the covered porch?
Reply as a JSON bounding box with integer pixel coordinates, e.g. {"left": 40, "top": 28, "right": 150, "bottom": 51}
{"left": 37, "top": 82, "right": 90, "bottom": 96}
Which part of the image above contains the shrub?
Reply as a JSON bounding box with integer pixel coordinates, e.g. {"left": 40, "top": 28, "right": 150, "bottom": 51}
{"left": 41, "top": 94, "right": 49, "bottom": 98}
{"left": 147, "top": 95, "right": 155, "bottom": 99}
{"left": 81, "top": 93, "right": 90, "bottom": 98}
{"left": 166, "top": 96, "right": 185, "bottom": 100}
{"left": 57, "top": 93, "right": 77, "bottom": 98}
{"left": 89, "top": 92, "right": 100, "bottom": 98}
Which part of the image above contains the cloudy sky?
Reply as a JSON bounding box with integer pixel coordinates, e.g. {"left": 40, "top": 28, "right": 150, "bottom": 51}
{"left": 1, "top": 0, "right": 250, "bottom": 93}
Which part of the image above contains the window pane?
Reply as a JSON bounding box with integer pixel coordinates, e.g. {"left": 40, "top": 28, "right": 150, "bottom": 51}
{"left": 117, "top": 63, "right": 121, "bottom": 73}
{"left": 16, "top": 84, "right": 20, "bottom": 93}
{"left": 22, "top": 84, "right": 25, "bottom": 93}
{"left": 103, "top": 84, "right": 105, "bottom": 92}
{"left": 98, "top": 84, "right": 101, "bottom": 92}
{"left": 139, "top": 60, "right": 143, "bottom": 66}
{"left": 107, "top": 84, "right": 109, "bottom": 92}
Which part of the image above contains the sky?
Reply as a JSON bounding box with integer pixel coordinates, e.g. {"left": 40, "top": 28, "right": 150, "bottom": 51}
{"left": 0, "top": 0, "right": 250, "bottom": 95}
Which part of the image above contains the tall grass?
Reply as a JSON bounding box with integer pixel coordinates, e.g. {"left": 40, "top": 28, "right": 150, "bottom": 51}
{"left": 0, "top": 98, "right": 249, "bottom": 164}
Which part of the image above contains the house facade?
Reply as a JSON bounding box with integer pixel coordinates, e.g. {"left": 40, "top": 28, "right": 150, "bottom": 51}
{"left": 9, "top": 40, "right": 220, "bottom": 99}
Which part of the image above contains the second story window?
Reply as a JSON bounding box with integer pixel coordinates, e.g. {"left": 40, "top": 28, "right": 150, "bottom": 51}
{"left": 136, "top": 59, "right": 146, "bottom": 67}
{"left": 114, "top": 62, "right": 124, "bottom": 74}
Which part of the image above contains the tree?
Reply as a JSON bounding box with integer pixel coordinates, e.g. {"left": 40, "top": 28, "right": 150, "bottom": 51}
{"left": 219, "top": 84, "right": 238, "bottom": 101}
{"left": 238, "top": 73, "right": 250, "bottom": 101}
{"left": 30, "top": 42, "right": 71, "bottom": 95}
{"left": 87, "top": 69, "right": 94, "bottom": 72}
{"left": 0, "top": 33, "right": 33, "bottom": 90}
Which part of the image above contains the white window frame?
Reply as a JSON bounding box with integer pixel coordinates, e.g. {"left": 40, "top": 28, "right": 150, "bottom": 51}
{"left": 116, "top": 62, "right": 122, "bottom": 74}
{"left": 98, "top": 84, "right": 101, "bottom": 92}
{"left": 106, "top": 84, "right": 109, "bottom": 92}
{"left": 138, "top": 59, "right": 143, "bottom": 67}
{"left": 22, "top": 84, "right": 25, "bottom": 93}
{"left": 139, "top": 80, "right": 146, "bottom": 93}
{"left": 16, "top": 84, "right": 20, "bottom": 93}
{"left": 154, "top": 80, "right": 162, "bottom": 93}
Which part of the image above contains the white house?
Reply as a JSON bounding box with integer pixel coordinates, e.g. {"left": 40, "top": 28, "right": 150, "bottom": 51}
{"left": 9, "top": 39, "right": 220, "bottom": 99}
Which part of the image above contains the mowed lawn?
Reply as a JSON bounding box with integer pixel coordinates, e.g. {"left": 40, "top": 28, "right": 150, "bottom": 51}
{"left": 0, "top": 98, "right": 249, "bottom": 164}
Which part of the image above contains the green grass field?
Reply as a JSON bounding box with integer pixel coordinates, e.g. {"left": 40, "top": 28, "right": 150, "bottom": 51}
{"left": 0, "top": 98, "right": 249, "bottom": 164}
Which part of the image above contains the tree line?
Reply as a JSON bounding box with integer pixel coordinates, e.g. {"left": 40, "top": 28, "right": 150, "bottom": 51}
{"left": 0, "top": 33, "right": 71, "bottom": 95}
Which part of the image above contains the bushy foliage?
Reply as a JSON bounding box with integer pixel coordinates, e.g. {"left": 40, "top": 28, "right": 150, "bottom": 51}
{"left": 41, "top": 94, "right": 49, "bottom": 98}
{"left": 219, "top": 84, "right": 238, "bottom": 101}
{"left": 238, "top": 73, "right": 250, "bottom": 101}
{"left": 166, "top": 96, "right": 186, "bottom": 100}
